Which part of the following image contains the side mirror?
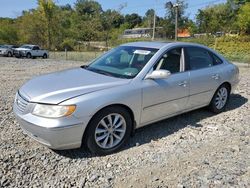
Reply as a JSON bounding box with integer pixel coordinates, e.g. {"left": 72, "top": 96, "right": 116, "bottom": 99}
{"left": 145, "top": 70, "right": 171, "bottom": 80}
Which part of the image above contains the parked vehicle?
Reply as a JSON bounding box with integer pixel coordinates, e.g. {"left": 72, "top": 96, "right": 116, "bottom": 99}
{"left": 0, "top": 45, "right": 18, "bottom": 57}
{"left": 14, "top": 44, "right": 48, "bottom": 59}
{"left": 13, "top": 42, "right": 239, "bottom": 155}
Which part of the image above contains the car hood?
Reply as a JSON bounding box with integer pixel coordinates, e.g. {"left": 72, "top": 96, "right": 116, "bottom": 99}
{"left": 15, "top": 48, "right": 30, "bottom": 51}
{"left": 19, "top": 68, "right": 131, "bottom": 104}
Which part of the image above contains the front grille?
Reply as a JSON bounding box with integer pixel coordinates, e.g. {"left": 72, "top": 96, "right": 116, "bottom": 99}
{"left": 16, "top": 93, "right": 29, "bottom": 113}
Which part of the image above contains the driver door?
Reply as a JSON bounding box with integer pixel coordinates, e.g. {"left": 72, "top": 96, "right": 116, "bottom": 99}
{"left": 140, "top": 47, "right": 190, "bottom": 124}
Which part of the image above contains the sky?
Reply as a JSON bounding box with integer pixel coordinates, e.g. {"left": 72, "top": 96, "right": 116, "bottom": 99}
{"left": 0, "top": 0, "right": 227, "bottom": 20}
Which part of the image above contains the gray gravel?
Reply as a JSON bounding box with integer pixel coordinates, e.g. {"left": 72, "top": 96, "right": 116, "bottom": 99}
{"left": 0, "top": 57, "right": 249, "bottom": 187}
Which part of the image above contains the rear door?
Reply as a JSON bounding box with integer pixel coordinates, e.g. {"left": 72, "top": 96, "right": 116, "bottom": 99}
{"left": 185, "top": 46, "right": 223, "bottom": 108}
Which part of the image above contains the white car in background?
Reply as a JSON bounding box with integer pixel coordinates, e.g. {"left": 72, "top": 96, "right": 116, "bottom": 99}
{"left": 0, "top": 45, "right": 19, "bottom": 57}
{"left": 14, "top": 44, "right": 49, "bottom": 59}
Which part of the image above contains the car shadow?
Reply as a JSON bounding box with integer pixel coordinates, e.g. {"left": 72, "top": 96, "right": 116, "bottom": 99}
{"left": 54, "top": 94, "right": 248, "bottom": 159}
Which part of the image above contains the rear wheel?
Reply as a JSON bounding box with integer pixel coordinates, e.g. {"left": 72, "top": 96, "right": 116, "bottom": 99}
{"left": 85, "top": 106, "right": 132, "bottom": 155}
{"left": 7, "top": 51, "right": 12, "bottom": 57}
{"left": 43, "top": 53, "right": 48, "bottom": 59}
{"left": 209, "top": 84, "right": 230, "bottom": 113}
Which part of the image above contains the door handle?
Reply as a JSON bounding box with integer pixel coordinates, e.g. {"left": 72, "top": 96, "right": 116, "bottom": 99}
{"left": 178, "top": 81, "right": 187, "bottom": 87}
{"left": 212, "top": 74, "right": 219, "bottom": 80}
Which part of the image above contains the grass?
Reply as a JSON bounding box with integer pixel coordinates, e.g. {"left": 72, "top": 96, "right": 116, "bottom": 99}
{"left": 49, "top": 51, "right": 104, "bottom": 62}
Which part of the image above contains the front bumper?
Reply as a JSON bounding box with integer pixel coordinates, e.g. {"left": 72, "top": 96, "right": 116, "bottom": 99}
{"left": 0, "top": 50, "right": 8, "bottom": 56}
{"left": 13, "top": 50, "right": 26, "bottom": 57}
{"left": 13, "top": 94, "right": 90, "bottom": 150}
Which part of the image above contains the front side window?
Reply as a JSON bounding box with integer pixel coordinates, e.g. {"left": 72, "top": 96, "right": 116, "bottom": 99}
{"left": 186, "top": 47, "right": 213, "bottom": 70}
{"left": 153, "top": 48, "right": 182, "bottom": 74}
{"left": 85, "top": 46, "right": 158, "bottom": 79}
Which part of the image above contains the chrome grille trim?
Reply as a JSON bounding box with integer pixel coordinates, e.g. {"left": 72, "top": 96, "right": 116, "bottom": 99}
{"left": 16, "top": 92, "right": 29, "bottom": 113}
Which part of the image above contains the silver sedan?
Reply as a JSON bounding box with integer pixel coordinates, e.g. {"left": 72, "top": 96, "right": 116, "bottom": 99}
{"left": 13, "top": 42, "right": 239, "bottom": 155}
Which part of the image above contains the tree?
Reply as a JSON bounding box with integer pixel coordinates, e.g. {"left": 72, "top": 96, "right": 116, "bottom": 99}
{"left": 0, "top": 18, "right": 18, "bottom": 44}
{"left": 101, "top": 9, "right": 124, "bottom": 47}
{"left": 196, "top": 3, "right": 237, "bottom": 33}
{"left": 38, "top": 0, "right": 57, "bottom": 49}
{"left": 124, "top": 13, "right": 142, "bottom": 29}
{"left": 75, "top": 0, "right": 102, "bottom": 17}
{"left": 237, "top": 2, "right": 250, "bottom": 34}
{"left": 164, "top": 0, "right": 189, "bottom": 38}
{"left": 143, "top": 9, "right": 155, "bottom": 28}
{"left": 17, "top": 10, "right": 47, "bottom": 46}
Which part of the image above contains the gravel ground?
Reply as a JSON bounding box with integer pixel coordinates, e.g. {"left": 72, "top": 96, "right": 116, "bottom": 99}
{"left": 0, "top": 57, "right": 249, "bottom": 188}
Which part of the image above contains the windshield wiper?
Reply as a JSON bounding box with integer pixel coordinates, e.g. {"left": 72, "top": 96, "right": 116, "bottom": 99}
{"left": 80, "top": 65, "right": 89, "bottom": 69}
{"left": 84, "top": 67, "right": 115, "bottom": 77}
{"left": 81, "top": 66, "right": 132, "bottom": 79}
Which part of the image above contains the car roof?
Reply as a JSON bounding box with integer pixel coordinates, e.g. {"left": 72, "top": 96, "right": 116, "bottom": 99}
{"left": 4, "top": 45, "right": 16, "bottom": 47}
{"left": 121, "top": 41, "right": 208, "bottom": 50}
{"left": 21, "top": 44, "right": 37, "bottom": 47}
{"left": 121, "top": 41, "right": 171, "bottom": 49}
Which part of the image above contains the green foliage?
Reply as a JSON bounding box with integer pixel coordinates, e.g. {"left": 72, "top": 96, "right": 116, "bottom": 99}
{"left": 0, "top": 0, "right": 249, "bottom": 64}
{"left": 75, "top": 0, "right": 102, "bottom": 16}
{"left": 0, "top": 18, "right": 18, "bottom": 44}
{"left": 180, "top": 36, "right": 250, "bottom": 63}
{"left": 237, "top": 3, "right": 250, "bottom": 34}
{"left": 38, "top": 0, "right": 57, "bottom": 49}
{"left": 196, "top": 3, "right": 236, "bottom": 33}
{"left": 124, "top": 13, "right": 142, "bottom": 29}
{"left": 142, "top": 9, "right": 155, "bottom": 28}
{"left": 17, "top": 10, "right": 47, "bottom": 46}
{"left": 60, "top": 38, "right": 75, "bottom": 50}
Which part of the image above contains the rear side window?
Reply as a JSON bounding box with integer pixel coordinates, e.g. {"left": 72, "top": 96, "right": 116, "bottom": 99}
{"left": 33, "top": 46, "right": 39, "bottom": 50}
{"left": 210, "top": 53, "right": 223, "bottom": 65}
{"left": 185, "top": 47, "right": 213, "bottom": 70}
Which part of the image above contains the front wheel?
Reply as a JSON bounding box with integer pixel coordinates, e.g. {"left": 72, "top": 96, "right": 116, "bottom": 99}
{"left": 26, "top": 53, "right": 32, "bottom": 59}
{"left": 209, "top": 84, "right": 230, "bottom": 113}
{"left": 7, "top": 51, "right": 12, "bottom": 57}
{"left": 85, "top": 106, "right": 132, "bottom": 155}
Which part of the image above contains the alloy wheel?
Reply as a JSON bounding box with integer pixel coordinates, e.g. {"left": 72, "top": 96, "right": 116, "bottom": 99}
{"left": 94, "top": 113, "right": 126, "bottom": 149}
{"left": 215, "top": 87, "right": 228, "bottom": 109}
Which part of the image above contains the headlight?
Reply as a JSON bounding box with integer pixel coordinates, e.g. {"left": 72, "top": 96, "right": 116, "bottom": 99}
{"left": 32, "top": 104, "right": 76, "bottom": 118}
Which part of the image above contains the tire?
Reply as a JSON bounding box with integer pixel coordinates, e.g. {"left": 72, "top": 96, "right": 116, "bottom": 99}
{"left": 7, "top": 51, "right": 12, "bottom": 57}
{"left": 26, "top": 53, "right": 32, "bottom": 59}
{"left": 42, "top": 53, "right": 48, "bottom": 59}
{"left": 85, "top": 106, "right": 132, "bottom": 155}
{"left": 209, "top": 84, "right": 230, "bottom": 113}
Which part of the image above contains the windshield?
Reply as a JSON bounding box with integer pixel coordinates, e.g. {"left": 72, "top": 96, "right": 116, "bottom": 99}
{"left": 84, "top": 46, "right": 158, "bottom": 79}
{"left": 0, "top": 45, "right": 8, "bottom": 49}
{"left": 20, "top": 45, "right": 32, "bottom": 49}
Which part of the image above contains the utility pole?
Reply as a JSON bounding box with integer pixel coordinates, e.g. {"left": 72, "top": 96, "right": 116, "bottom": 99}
{"left": 173, "top": 1, "right": 180, "bottom": 41}
{"left": 152, "top": 0, "right": 157, "bottom": 41}
{"left": 174, "top": 4, "right": 178, "bottom": 41}
{"left": 166, "top": 1, "right": 181, "bottom": 41}
{"left": 152, "top": 10, "right": 156, "bottom": 40}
